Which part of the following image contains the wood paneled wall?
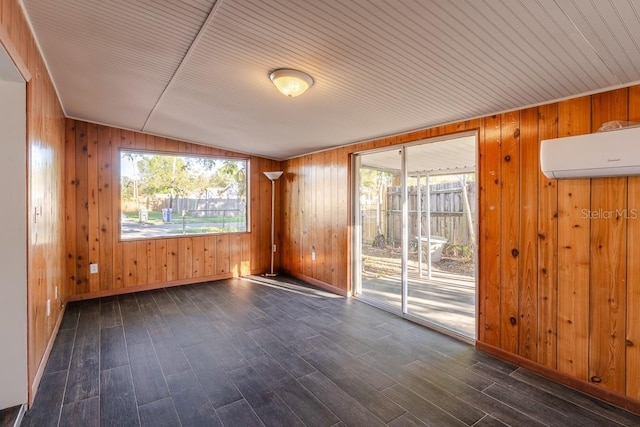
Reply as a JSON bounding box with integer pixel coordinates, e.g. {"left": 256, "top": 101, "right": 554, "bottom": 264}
{"left": 65, "top": 119, "right": 280, "bottom": 300}
{"left": 281, "top": 85, "right": 640, "bottom": 408}
{"left": 1, "top": 0, "right": 67, "bottom": 403}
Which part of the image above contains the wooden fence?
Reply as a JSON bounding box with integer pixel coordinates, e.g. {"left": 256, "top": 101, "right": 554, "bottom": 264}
{"left": 122, "top": 197, "right": 245, "bottom": 218}
{"left": 361, "top": 181, "right": 477, "bottom": 249}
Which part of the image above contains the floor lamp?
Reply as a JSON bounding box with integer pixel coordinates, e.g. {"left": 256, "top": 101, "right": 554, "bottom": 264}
{"left": 263, "top": 171, "right": 283, "bottom": 276}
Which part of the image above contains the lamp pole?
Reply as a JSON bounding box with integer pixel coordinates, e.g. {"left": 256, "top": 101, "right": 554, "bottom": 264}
{"left": 263, "top": 171, "right": 283, "bottom": 276}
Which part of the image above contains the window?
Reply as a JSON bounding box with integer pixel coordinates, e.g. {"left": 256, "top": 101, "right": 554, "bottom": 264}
{"left": 120, "top": 150, "right": 248, "bottom": 240}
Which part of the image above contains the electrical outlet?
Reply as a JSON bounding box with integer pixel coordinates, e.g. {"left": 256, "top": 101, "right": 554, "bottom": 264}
{"left": 55, "top": 286, "right": 58, "bottom": 300}
{"left": 90, "top": 263, "right": 98, "bottom": 274}
{"left": 46, "top": 299, "right": 51, "bottom": 317}
{"left": 311, "top": 250, "right": 316, "bottom": 261}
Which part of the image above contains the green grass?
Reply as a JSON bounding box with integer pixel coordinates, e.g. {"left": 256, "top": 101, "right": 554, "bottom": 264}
{"left": 124, "top": 211, "right": 245, "bottom": 225}
{"left": 167, "top": 226, "right": 246, "bottom": 235}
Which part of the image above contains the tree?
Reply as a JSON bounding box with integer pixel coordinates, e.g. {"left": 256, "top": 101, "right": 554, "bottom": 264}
{"left": 135, "top": 154, "right": 199, "bottom": 209}
{"left": 120, "top": 176, "right": 135, "bottom": 201}
{"left": 193, "top": 158, "right": 247, "bottom": 199}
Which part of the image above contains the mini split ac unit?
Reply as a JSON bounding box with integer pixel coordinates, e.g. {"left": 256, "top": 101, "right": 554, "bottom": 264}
{"left": 540, "top": 125, "right": 640, "bottom": 179}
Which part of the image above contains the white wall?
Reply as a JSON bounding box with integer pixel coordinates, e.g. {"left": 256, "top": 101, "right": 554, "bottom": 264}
{"left": 0, "top": 46, "right": 27, "bottom": 410}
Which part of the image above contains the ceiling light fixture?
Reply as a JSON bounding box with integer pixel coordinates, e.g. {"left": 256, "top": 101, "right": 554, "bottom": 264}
{"left": 269, "top": 69, "right": 314, "bottom": 98}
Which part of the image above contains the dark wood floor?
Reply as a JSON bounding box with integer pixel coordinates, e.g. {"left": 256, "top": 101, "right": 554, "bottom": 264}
{"left": 22, "top": 276, "right": 640, "bottom": 427}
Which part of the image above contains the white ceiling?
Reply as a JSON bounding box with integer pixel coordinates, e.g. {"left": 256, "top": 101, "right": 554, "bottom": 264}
{"left": 21, "top": 0, "right": 640, "bottom": 160}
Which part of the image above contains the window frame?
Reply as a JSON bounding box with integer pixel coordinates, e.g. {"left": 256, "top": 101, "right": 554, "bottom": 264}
{"left": 118, "top": 148, "right": 250, "bottom": 242}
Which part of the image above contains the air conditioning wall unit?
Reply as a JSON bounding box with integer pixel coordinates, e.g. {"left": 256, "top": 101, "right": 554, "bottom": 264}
{"left": 540, "top": 126, "right": 640, "bottom": 179}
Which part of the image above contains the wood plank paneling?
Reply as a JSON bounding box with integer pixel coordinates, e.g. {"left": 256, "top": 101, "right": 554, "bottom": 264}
{"left": 145, "top": 240, "right": 158, "bottom": 284}
{"left": 589, "top": 176, "right": 627, "bottom": 391}
{"left": 216, "top": 235, "right": 229, "bottom": 275}
{"left": 500, "top": 111, "right": 520, "bottom": 354}
{"left": 588, "top": 89, "right": 628, "bottom": 392}
{"left": 2, "top": 0, "right": 67, "bottom": 403}
{"left": 87, "top": 124, "right": 100, "bottom": 293}
{"left": 97, "top": 125, "right": 113, "bottom": 290}
{"left": 8, "top": 0, "right": 640, "bottom": 408}
{"left": 480, "top": 115, "right": 501, "bottom": 346}
{"left": 166, "top": 239, "right": 178, "bottom": 282}
{"left": 192, "top": 237, "right": 204, "bottom": 278}
{"left": 64, "top": 119, "right": 278, "bottom": 300}
{"left": 280, "top": 82, "right": 640, "bottom": 409}
{"left": 178, "top": 238, "right": 193, "bottom": 280}
{"left": 65, "top": 120, "right": 78, "bottom": 294}
{"left": 155, "top": 239, "right": 168, "bottom": 283}
{"left": 537, "top": 103, "right": 558, "bottom": 368}
{"left": 75, "top": 121, "right": 90, "bottom": 294}
{"left": 556, "top": 96, "right": 591, "bottom": 380}
{"left": 122, "top": 242, "right": 137, "bottom": 287}
{"left": 627, "top": 86, "right": 640, "bottom": 400}
{"left": 518, "top": 107, "right": 539, "bottom": 361}
{"left": 136, "top": 240, "right": 148, "bottom": 285}
{"left": 203, "top": 235, "right": 215, "bottom": 276}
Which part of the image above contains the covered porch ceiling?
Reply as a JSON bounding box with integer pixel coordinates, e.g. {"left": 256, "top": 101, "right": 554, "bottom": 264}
{"left": 359, "top": 134, "right": 477, "bottom": 176}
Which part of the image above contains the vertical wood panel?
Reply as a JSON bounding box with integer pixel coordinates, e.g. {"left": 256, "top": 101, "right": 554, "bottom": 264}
{"left": 500, "top": 111, "right": 520, "bottom": 354}
{"left": 250, "top": 156, "right": 260, "bottom": 272}
{"left": 588, "top": 89, "right": 628, "bottom": 392}
{"left": 241, "top": 234, "right": 251, "bottom": 276}
{"left": 135, "top": 240, "right": 148, "bottom": 285}
{"left": 87, "top": 124, "right": 100, "bottom": 292}
{"left": 155, "top": 238, "right": 167, "bottom": 283}
{"left": 281, "top": 158, "right": 292, "bottom": 273}
{"left": 112, "top": 129, "right": 124, "bottom": 289}
{"left": 65, "top": 120, "right": 77, "bottom": 291}
{"left": 166, "top": 239, "right": 178, "bottom": 281}
{"left": 518, "top": 107, "right": 538, "bottom": 360}
{"left": 329, "top": 148, "right": 338, "bottom": 285}
{"left": 146, "top": 240, "right": 158, "bottom": 284}
{"left": 97, "top": 125, "right": 113, "bottom": 290}
{"left": 589, "top": 177, "right": 627, "bottom": 391}
{"left": 627, "top": 86, "right": 640, "bottom": 399}
{"left": 122, "top": 241, "right": 137, "bottom": 287}
{"left": 556, "top": 96, "right": 591, "bottom": 379}
{"left": 204, "top": 235, "right": 215, "bottom": 276}
{"left": 74, "top": 121, "right": 89, "bottom": 294}
{"left": 259, "top": 158, "right": 272, "bottom": 272}
{"left": 294, "top": 156, "right": 303, "bottom": 276}
{"left": 192, "top": 237, "right": 204, "bottom": 278}
{"left": 479, "top": 115, "right": 501, "bottom": 345}
{"left": 337, "top": 147, "right": 349, "bottom": 291}
{"left": 216, "top": 235, "right": 229, "bottom": 274}
{"left": 178, "top": 238, "right": 193, "bottom": 280}
{"left": 229, "top": 234, "right": 242, "bottom": 277}
{"left": 537, "top": 103, "right": 559, "bottom": 368}
{"left": 305, "top": 154, "right": 315, "bottom": 277}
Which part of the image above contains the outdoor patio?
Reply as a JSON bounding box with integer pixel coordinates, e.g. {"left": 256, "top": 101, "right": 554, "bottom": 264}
{"left": 360, "top": 256, "right": 476, "bottom": 338}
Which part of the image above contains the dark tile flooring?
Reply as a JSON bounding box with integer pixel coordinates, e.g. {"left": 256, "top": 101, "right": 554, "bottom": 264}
{"left": 22, "top": 276, "right": 640, "bottom": 427}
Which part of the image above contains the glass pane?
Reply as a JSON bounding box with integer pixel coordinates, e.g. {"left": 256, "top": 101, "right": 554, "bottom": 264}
{"left": 120, "top": 150, "right": 248, "bottom": 240}
{"left": 405, "top": 139, "right": 477, "bottom": 338}
{"left": 357, "top": 149, "right": 403, "bottom": 311}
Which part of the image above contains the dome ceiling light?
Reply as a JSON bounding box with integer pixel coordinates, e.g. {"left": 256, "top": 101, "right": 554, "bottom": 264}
{"left": 269, "top": 69, "right": 314, "bottom": 97}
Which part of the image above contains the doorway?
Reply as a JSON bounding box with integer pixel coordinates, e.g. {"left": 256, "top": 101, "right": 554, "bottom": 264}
{"left": 353, "top": 133, "right": 477, "bottom": 340}
{"left": 0, "top": 44, "right": 28, "bottom": 410}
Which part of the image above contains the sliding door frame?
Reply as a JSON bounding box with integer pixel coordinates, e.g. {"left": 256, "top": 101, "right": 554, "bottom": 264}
{"left": 351, "top": 131, "right": 479, "bottom": 343}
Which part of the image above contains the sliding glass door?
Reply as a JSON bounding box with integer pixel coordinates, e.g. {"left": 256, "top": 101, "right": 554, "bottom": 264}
{"left": 354, "top": 148, "right": 404, "bottom": 312}
{"left": 353, "top": 134, "right": 478, "bottom": 339}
